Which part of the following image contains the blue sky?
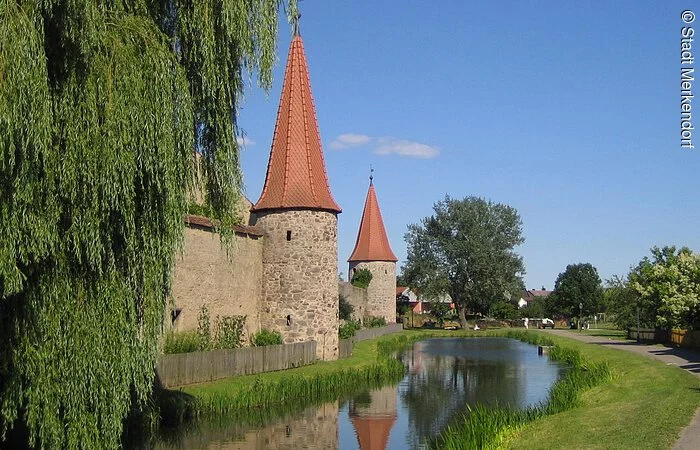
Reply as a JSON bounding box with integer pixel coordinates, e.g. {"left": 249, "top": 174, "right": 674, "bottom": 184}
{"left": 237, "top": 1, "right": 699, "bottom": 290}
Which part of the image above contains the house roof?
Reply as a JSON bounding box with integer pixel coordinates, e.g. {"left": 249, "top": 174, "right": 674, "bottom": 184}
{"left": 348, "top": 182, "right": 397, "bottom": 262}
{"left": 396, "top": 286, "right": 408, "bottom": 296}
{"left": 251, "top": 34, "right": 341, "bottom": 213}
{"left": 522, "top": 289, "right": 553, "bottom": 300}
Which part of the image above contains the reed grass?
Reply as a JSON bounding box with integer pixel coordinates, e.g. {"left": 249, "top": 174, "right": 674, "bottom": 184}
{"left": 432, "top": 330, "right": 614, "bottom": 449}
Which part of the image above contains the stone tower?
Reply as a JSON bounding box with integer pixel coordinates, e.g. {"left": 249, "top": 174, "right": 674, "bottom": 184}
{"left": 348, "top": 176, "right": 397, "bottom": 324}
{"left": 251, "top": 23, "right": 341, "bottom": 361}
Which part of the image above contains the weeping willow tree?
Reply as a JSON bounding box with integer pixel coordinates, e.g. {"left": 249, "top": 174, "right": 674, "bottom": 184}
{"left": 0, "top": 0, "right": 295, "bottom": 447}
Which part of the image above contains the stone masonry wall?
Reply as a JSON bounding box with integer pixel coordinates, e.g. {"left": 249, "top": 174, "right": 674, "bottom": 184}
{"left": 339, "top": 281, "right": 368, "bottom": 321}
{"left": 170, "top": 227, "right": 263, "bottom": 343}
{"left": 254, "top": 209, "right": 339, "bottom": 360}
{"left": 349, "top": 261, "right": 396, "bottom": 324}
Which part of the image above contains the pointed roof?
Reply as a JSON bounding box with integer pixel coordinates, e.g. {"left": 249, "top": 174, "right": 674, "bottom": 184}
{"left": 251, "top": 32, "right": 341, "bottom": 213}
{"left": 348, "top": 181, "right": 397, "bottom": 262}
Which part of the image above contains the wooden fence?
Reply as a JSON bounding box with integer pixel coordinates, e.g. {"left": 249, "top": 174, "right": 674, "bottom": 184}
{"left": 157, "top": 341, "right": 316, "bottom": 388}
{"left": 157, "top": 324, "right": 405, "bottom": 387}
{"left": 627, "top": 328, "right": 700, "bottom": 348}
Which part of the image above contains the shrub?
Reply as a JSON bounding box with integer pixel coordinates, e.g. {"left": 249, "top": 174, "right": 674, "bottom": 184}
{"left": 490, "top": 300, "right": 518, "bottom": 320}
{"left": 351, "top": 268, "right": 373, "bottom": 289}
{"left": 339, "top": 294, "right": 354, "bottom": 321}
{"left": 163, "top": 331, "right": 204, "bottom": 354}
{"left": 251, "top": 329, "right": 283, "bottom": 347}
{"left": 197, "top": 305, "right": 212, "bottom": 351}
{"left": 364, "top": 316, "right": 387, "bottom": 328}
{"left": 339, "top": 320, "right": 362, "bottom": 339}
{"left": 213, "top": 315, "right": 246, "bottom": 349}
{"left": 430, "top": 301, "right": 451, "bottom": 326}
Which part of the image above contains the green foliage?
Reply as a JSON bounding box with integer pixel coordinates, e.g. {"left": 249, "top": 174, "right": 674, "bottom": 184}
{"left": 403, "top": 196, "right": 525, "bottom": 327}
{"left": 604, "top": 275, "right": 643, "bottom": 329}
{"left": 518, "top": 300, "right": 545, "bottom": 319}
{"left": 551, "top": 263, "right": 603, "bottom": 318}
{"left": 351, "top": 267, "right": 373, "bottom": 289}
{"left": 0, "top": 1, "right": 294, "bottom": 447}
{"left": 163, "top": 331, "right": 205, "bottom": 354}
{"left": 490, "top": 300, "right": 518, "bottom": 320}
{"left": 430, "top": 301, "right": 452, "bottom": 325}
{"left": 364, "top": 316, "right": 387, "bottom": 328}
{"left": 396, "top": 294, "right": 411, "bottom": 316}
{"left": 628, "top": 246, "right": 700, "bottom": 329}
{"left": 339, "top": 294, "right": 354, "bottom": 321}
{"left": 339, "top": 320, "right": 362, "bottom": 339}
{"left": 251, "top": 329, "right": 283, "bottom": 347}
{"left": 213, "top": 315, "right": 246, "bottom": 350}
{"left": 197, "top": 305, "right": 213, "bottom": 351}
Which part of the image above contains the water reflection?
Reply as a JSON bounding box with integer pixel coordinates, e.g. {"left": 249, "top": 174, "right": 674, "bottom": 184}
{"left": 146, "top": 337, "right": 564, "bottom": 450}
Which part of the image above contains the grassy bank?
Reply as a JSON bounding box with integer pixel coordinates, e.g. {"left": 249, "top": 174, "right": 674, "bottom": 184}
{"left": 505, "top": 331, "right": 700, "bottom": 449}
{"left": 165, "top": 333, "right": 409, "bottom": 422}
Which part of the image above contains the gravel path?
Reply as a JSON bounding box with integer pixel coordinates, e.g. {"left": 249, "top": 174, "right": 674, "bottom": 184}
{"left": 541, "top": 329, "right": 700, "bottom": 449}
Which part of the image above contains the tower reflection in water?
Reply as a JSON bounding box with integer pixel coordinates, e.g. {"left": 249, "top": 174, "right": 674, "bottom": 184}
{"left": 349, "top": 385, "right": 397, "bottom": 450}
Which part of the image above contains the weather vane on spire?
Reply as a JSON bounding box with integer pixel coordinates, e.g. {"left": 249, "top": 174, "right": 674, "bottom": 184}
{"left": 292, "top": 11, "right": 301, "bottom": 36}
{"left": 369, "top": 165, "right": 374, "bottom": 184}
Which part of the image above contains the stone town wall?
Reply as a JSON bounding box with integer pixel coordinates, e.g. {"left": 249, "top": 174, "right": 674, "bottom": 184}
{"left": 349, "top": 261, "right": 397, "bottom": 324}
{"left": 170, "top": 226, "right": 263, "bottom": 343}
{"left": 254, "top": 209, "right": 339, "bottom": 360}
{"left": 339, "top": 281, "right": 368, "bottom": 321}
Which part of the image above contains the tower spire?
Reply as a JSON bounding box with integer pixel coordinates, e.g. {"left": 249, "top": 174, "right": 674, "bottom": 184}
{"left": 252, "top": 27, "right": 340, "bottom": 213}
{"left": 348, "top": 181, "right": 397, "bottom": 262}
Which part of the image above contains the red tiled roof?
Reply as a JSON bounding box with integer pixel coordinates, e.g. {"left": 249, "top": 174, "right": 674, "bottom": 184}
{"left": 396, "top": 286, "right": 407, "bottom": 296}
{"left": 522, "top": 289, "right": 553, "bottom": 300}
{"left": 184, "top": 214, "right": 264, "bottom": 237}
{"left": 348, "top": 182, "right": 397, "bottom": 262}
{"left": 251, "top": 35, "right": 341, "bottom": 213}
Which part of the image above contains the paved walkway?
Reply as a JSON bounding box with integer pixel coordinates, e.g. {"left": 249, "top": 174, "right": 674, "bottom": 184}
{"left": 542, "top": 329, "right": 700, "bottom": 449}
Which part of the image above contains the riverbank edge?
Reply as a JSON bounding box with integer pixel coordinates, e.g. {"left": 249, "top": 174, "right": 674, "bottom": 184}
{"left": 153, "top": 329, "right": 700, "bottom": 449}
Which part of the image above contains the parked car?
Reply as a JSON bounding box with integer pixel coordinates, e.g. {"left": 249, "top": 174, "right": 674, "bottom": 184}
{"left": 538, "top": 318, "right": 555, "bottom": 329}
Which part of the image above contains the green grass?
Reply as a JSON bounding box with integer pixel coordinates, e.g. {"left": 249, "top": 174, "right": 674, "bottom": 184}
{"left": 506, "top": 331, "right": 700, "bottom": 450}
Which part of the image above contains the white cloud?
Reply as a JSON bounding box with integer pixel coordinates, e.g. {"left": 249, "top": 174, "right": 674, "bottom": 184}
{"left": 329, "top": 133, "right": 372, "bottom": 149}
{"left": 236, "top": 136, "right": 255, "bottom": 147}
{"left": 329, "top": 133, "right": 439, "bottom": 159}
{"left": 375, "top": 138, "right": 440, "bottom": 159}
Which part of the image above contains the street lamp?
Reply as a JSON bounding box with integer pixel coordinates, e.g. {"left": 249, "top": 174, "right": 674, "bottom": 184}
{"left": 636, "top": 305, "right": 640, "bottom": 344}
{"left": 579, "top": 302, "right": 583, "bottom": 332}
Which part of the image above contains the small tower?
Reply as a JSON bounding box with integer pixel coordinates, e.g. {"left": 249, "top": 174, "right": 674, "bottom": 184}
{"left": 348, "top": 173, "right": 397, "bottom": 323}
{"left": 251, "top": 18, "right": 341, "bottom": 360}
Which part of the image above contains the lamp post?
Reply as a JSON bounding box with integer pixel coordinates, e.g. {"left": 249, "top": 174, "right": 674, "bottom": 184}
{"left": 636, "top": 305, "right": 640, "bottom": 344}
{"left": 579, "top": 302, "right": 583, "bottom": 332}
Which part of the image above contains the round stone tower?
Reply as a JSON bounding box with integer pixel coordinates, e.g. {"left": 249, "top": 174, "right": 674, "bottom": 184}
{"left": 348, "top": 176, "right": 398, "bottom": 324}
{"left": 251, "top": 25, "right": 341, "bottom": 361}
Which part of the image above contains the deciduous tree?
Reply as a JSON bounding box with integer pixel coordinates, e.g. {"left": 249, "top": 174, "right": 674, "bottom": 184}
{"left": 402, "top": 196, "right": 525, "bottom": 329}
{"left": 550, "top": 263, "right": 603, "bottom": 319}
{"left": 0, "top": 1, "right": 294, "bottom": 447}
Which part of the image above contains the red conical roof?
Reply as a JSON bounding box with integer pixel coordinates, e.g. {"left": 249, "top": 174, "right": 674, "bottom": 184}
{"left": 348, "top": 181, "right": 397, "bottom": 262}
{"left": 251, "top": 34, "right": 341, "bottom": 213}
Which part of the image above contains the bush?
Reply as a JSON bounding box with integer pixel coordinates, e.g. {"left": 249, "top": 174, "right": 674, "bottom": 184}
{"left": 213, "top": 315, "right": 246, "bottom": 349}
{"left": 339, "top": 320, "right": 361, "bottom": 339}
{"left": 251, "top": 329, "right": 283, "bottom": 347}
{"left": 163, "top": 331, "right": 205, "bottom": 354}
{"left": 339, "top": 294, "right": 354, "bottom": 320}
{"left": 351, "top": 268, "right": 373, "bottom": 289}
{"left": 490, "top": 300, "right": 518, "bottom": 320}
{"left": 364, "top": 316, "right": 386, "bottom": 328}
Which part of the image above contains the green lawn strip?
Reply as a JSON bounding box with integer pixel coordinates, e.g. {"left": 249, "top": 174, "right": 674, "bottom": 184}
{"left": 508, "top": 332, "right": 700, "bottom": 450}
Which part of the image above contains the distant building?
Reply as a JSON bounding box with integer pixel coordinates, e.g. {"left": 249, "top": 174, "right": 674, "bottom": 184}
{"left": 518, "top": 288, "right": 552, "bottom": 308}
{"left": 397, "top": 286, "right": 453, "bottom": 315}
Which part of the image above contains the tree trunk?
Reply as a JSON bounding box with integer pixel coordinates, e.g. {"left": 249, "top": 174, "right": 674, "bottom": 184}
{"left": 458, "top": 305, "right": 468, "bottom": 330}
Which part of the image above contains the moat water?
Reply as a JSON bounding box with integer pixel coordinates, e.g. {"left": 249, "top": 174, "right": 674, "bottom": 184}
{"left": 145, "top": 337, "right": 566, "bottom": 449}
